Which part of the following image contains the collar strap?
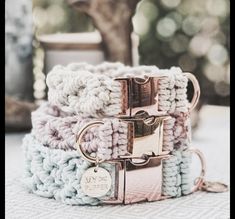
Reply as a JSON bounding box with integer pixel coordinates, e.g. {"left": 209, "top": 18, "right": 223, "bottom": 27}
{"left": 46, "top": 63, "right": 200, "bottom": 117}
{"left": 32, "top": 103, "right": 177, "bottom": 161}
{"left": 22, "top": 134, "right": 193, "bottom": 205}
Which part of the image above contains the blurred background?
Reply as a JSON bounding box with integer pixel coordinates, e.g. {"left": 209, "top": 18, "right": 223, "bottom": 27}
{"left": 5, "top": 0, "right": 230, "bottom": 131}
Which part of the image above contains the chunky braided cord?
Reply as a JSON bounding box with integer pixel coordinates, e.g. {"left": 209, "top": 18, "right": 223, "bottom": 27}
{"left": 31, "top": 102, "right": 129, "bottom": 160}
{"left": 46, "top": 63, "right": 189, "bottom": 117}
{"left": 46, "top": 62, "right": 191, "bottom": 151}
{"left": 22, "top": 134, "right": 192, "bottom": 205}
{"left": 23, "top": 62, "right": 195, "bottom": 205}
{"left": 162, "top": 149, "right": 192, "bottom": 197}
{"left": 22, "top": 134, "right": 116, "bottom": 206}
{"left": 158, "top": 70, "right": 189, "bottom": 114}
{"left": 162, "top": 113, "right": 191, "bottom": 151}
{"left": 31, "top": 102, "right": 177, "bottom": 153}
{"left": 46, "top": 62, "right": 124, "bottom": 117}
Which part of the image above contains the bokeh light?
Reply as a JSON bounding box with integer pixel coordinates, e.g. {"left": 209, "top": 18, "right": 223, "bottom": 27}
{"left": 204, "top": 63, "right": 226, "bottom": 83}
{"left": 33, "top": 7, "right": 47, "bottom": 29}
{"left": 189, "top": 35, "right": 212, "bottom": 57}
{"left": 161, "top": 0, "right": 181, "bottom": 9}
{"left": 32, "top": 0, "right": 230, "bottom": 104}
{"left": 206, "top": 0, "right": 229, "bottom": 18}
{"left": 201, "top": 17, "right": 220, "bottom": 36}
{"left": 170, "top": 34, "right": 189, "bottom": 53}
{"left": 138, "top": 1, "right": 159, "bottom": 22}
{"left": 47, "top": 5, "right": 66, "bottom": 27}
{"left": 214, "top": 81, "right": 230, "bottom": 96}
{"left": 156, "top": 17, "right": 177, "bottom": 38}
{"left": 167, "top": 12, "right": 183, "bottom": 29}
{"left": 133, "top": 12, "right": 150, "bottom": 36}
{"left": 207, "top": 44, "right": 228, "bottom": 65}
{"left": 182, "top": 16, "right": 201, "bottom": 36}
{"left": 137, "top": 0, "right": 230, "bottom": 104}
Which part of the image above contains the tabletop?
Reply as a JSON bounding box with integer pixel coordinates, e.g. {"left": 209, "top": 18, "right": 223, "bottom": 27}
{"left": 5, "top": 105, "right": 230, "bottom": 219}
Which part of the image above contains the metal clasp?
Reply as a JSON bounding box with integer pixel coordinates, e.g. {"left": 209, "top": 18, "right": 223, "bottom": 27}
{"left": 102, "top": 154, "right": 172, "bottom": 204}
{"left": 116, "top": 76, "right": 163, "bottom": 116}
{"left": 116, "top": 72, "right": 201, "bottom": 114}
{"left": 119, "top": 111, "right": 170, "bottom": 159}
{"left": 123, "top": 154, "right": 171, "bottom": 204}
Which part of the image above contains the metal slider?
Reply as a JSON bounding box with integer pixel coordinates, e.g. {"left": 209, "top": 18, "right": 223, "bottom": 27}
{"left": 123, "top": 154, "right": 171, "bottom": 204}
{"left": 118, "top": 111, "right": 170, "bottom": 159}
{"left": 115, "top": 72, "right": 201, "bottom": 114}
{"left": 103, "top": 154, "right": 172, "bottom": 204}
{"left": 115, "top": 76, "right": 163, "bottom": 116}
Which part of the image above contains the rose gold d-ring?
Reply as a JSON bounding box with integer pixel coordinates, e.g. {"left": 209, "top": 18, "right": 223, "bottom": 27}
{"left": 186, "top": 147, "right": 206, "bottom": 193}
{"left": 76, "top": 121, "right": 105, "bottom": 163}
{"left": 183, "top": 73, "right": 200, "bottom": 112}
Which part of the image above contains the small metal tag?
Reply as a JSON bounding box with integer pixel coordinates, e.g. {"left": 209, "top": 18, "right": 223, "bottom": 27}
{"left": 80, "top": 167, "right": 112, "bottom": 198}
{"left": 200, "top": 181, "right": 228, "bottom": 193}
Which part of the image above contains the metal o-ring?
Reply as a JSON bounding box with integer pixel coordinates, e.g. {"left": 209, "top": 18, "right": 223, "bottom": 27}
{"left": 186, "top": 147, "right": 206, "bottom": 193}
{"left": 76, "top": 121, "right": 105, "bottom": 163}
{"left": 183, "top": 72, "right": 201, "bottom": 112}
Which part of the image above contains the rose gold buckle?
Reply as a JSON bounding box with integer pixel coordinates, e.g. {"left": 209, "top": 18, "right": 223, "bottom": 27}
{"left": 116, "top": 73, "right": 201, "bottom": 115}
{"left": 103, "top": 154, "right": 172, "bottom": 204}
{"left": 115, "top": 76, "right": 162, "bottom": 116}
{"left": 124, "top": 154, "right": 171, "bottom": 204}
{"left": 76, "top": 113, "right": 170, "bottom": 162}
{"left": 119, "top": 111, "right": 170, "bottom": 158}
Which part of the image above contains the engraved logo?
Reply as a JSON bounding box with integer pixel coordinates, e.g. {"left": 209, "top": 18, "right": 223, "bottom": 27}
{"left": 80, "top": 167, "right": 112, "bottom": 198}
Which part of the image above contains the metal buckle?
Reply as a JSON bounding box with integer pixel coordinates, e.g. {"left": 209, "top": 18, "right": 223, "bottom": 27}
{"left": 119, "top": 111, "right": 170, "bottom": 159}
{"left": 115, "top": 76, "right": 163, "bottom": 116}
{"left": 123, "top": 154, "right": 171, "bottom": 204}
{"left": 116, "top": 72, "right": 201, "bottom": 114}
{"left": 102, "top": 154, "right": 172, "bottom": 204}
{"left": 76, "top": 112, "right": 169, "bottom": 163}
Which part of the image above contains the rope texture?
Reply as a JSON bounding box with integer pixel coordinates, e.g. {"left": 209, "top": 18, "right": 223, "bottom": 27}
{"left": 46, "top": 62, "right": 190, "bottom": 117}
{"left": 45, "top": 62, "right": 191, "bottom": 150}
{"left": 31, "top": 102, "right": 182, "bottom": 154}
{"left": 22, "top": 134, "right": 192, "bottom": 205}
{"left": 162, "top": 149, "right": 192, "bottom": 197}
{"left": 31, "top": 102, "right": 129, "bottom": 161}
